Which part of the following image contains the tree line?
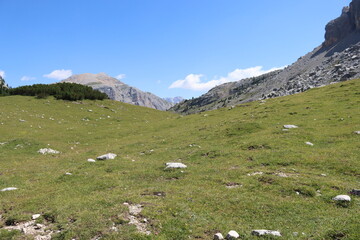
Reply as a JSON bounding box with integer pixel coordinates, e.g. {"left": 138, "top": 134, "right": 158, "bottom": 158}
{"left": 6, "top": 82, "right": 108, "bottom": 101}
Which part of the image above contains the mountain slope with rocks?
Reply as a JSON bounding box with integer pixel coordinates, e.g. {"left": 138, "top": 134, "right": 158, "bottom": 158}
{"left": 61, "top": 73, "right": 173, "bottom": 111}
{"left": 171, "top": 0, "right": 360, "bottom": 115}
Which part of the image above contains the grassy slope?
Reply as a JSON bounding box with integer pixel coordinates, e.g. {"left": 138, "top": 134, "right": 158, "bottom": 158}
{"left": 0, "top": 80, "right": 359, "bottom": 240}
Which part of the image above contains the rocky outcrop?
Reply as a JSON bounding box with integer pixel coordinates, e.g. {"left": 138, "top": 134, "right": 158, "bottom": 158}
{"left": 324, "top": 0, "right": 360, "bottom": 47}
{"left": 61, "top": 73, "right": 173, "bottom": 111}
{"left": 170, "top": 0, "right": 360, "bottom": 115}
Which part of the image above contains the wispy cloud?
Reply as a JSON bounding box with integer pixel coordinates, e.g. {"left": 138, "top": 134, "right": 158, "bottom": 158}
{"left": 115, "top": 74, "right": 126, "bottom": 80}
{"left": 43, "top": 69, "right": 72, "bottom": 80}
{"left": 21, "top": 76, "right": 36, "bottom": 81}
{"left": 0, "top": 70, "right": 5, "bottom": 78}
{"left": 169, "top": 66, "right": 285, "bottom": 91}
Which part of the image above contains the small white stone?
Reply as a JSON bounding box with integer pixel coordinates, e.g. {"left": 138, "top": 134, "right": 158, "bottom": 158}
{"left": 32, "top": 214, "right": 41, "bottom": 220}
{"left": 1, "top": 187, "right": 18, "bottom": 192}
{"left": 97, "top": 153, "right": 117, "bottom": 160}
{"left": 65, "top": 172, "right": 72, "bottom": 175}
{"left": 87, "top": 159, "right": 96, "bottom": 162}
{"left": 165, "top": 162, "right": 187, "bottom": 169}
{"left": 226, "top": 230, "right": 239, "bottom": 239}
{"left": 247, "top": 171, "right": 263, "bottom": 176}
{"left": 252, "top": 230, "right": 282, "bottom": 237}
{"left": 332, "top": 195, "right": 351, "bottom": 201}
{"left": 283, "top": 125, "right": 298, "bottom": 129}
{"left": 305, "top": 142, "right": 314, "bottom": 146}
{"left": 320, "top": 173, "right": 327, "bottom": 177}
{"left": 214, "top": 232, "right": 224, "bottom": 240}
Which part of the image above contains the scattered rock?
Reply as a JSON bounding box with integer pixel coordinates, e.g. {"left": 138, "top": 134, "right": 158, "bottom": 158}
{"left": 38, "top": 148, "right": 60, "bottom": 154}
{"left": 123, "top": 202, "right": 151, "bottom": 235}
{"left": 214, "top": 232, "right": 224, "bottom": 240}
{"left": 349, "top": 189, "right": 360, "bottom": 196}
{"left": 274, "top": 172, "right": 288, "bottom": 178}
{"left": 247, "top": 171, "right": 263, "bottom": 176}
{"left": 32, "top": 214, "right": 41, "bottom": 220}
{"left": 96, "top": 153, "right": 117, "bottom": 160}
{"left": 333, "top": 195, "right": 351, "bottom": 201}
{"left": 251, "top": 230, "right": 282, "bottom": 237}
{"left": 305, "top": 141, "right": 314, "bottom": 146}
{"left": 226, "top": 230, "right": 239, "bottom": 239}
{"left": 320, "top": 173, "right": 327, "bottom": 177}
{"left": 283, "top": 125, "right": 298, "bottom": 129}
{"left": 1, "top": 187, "right": 18, "bottom": 192}
{"left": 4, "top": 220, "right": 53, "bottom": 240}
{"left": 87, "top": 158, "right": 96, "bottom": 162}
{"left": 65, "top": 172, "right": 72, "bottom": 175}
{"left": 225, "top": 182, "right": 242, "bottom": 189}
{"left": 165, "top": 162, "right": 187, "bottom": 169}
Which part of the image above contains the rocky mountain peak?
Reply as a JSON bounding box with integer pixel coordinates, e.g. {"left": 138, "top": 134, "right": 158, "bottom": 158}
{"left": 61, "top": 73, "right": 173, "bottom": 111}
{"left": 324, "top": 0, "right": 360, "bottom": 47}
{"left": 62, "top": 73, "right": 123, "bottom": 86}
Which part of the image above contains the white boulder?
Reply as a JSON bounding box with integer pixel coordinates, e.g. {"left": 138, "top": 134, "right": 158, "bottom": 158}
{"left": 1, "top": 187, "right": 18, "bottom": 192}
{"left": 38, "top": 148, "right": 60, "bottom": 154}
{"left": 283, "top": 125, "right": 298, "bottom": 129}
{"left": 226, "top": 230, "right": 239, "bottom": 239}
{"left": 214, "top": 232, "right": 224, "bottom": 240}
{"left": 354, "top": 131, "right": 360, "bottom": 134}
{"left": 32, "top": 214, "right": 41, "bottom": 220}
{"left": 165, "top": 162, "right": 187, "bottom": 169}
{"left": 87, "top": 158, "right": 96, "bottom": 162}
{"left": 252, "top": 230, "right": 282, "bottom": 237}
{"left": 305, "top": 142, "right": 314, "bottom": 146}
{"left": 97, "top": 153, "right": 117, "bottom": 160}
{"left": 333, "top": 195, "right": 351, "bottom": 201}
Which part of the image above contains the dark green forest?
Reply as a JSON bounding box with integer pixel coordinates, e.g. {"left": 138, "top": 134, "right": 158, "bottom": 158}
{"left": 8, "top": 82, "right": 108, "bottom": 101}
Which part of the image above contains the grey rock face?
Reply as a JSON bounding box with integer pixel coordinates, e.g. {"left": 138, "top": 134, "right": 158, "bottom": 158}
{"left": 170, "top": 0, "right": 360, "bottom": 115}
{"left": 61, "top": 73, "right": 173, "bottom": 111}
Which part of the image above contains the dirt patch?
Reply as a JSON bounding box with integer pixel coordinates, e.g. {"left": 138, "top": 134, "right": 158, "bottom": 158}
{"left": 3, "top": 220, "right": 55, "bottom": 240}
{"left": 123, "top": 202, "right": 151, "bottom": 235}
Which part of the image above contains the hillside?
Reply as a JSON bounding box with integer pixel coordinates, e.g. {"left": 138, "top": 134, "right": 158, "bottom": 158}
{"left": 61, "top": 73, "right": 173, "bottom": 111}
{"left": 170, "top": 0, "right": 360, "bottom": 115}
{"left": 0, "top": 79, "right": 359, "bottom": 239}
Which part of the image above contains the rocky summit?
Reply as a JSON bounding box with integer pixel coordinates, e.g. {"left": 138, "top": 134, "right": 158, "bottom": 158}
{"left": 61, "top": 73, "right": 173, "bottom": 111}
{"left": 171, "top": 0, "right": 360, "bottom": 115}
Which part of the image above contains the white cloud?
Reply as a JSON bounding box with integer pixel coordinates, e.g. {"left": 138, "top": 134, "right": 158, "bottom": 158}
{"left": 21, "top": 76, "right": 36, "bottom": 81}
{"left": 169, "top": 66, "right": 285, "bottom": 91}
{"left": 43, "top": 69, "right": 72, "bottom": 80}
{"left": 0, "top": 70, "right": 5, "bottom": 78}
{"left": 115, "top": 74, "right": 126, "bottom": 80}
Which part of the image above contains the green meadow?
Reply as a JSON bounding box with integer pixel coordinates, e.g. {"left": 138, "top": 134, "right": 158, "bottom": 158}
{"left": 0, "top": 79, "right": 359, "bottom": 239}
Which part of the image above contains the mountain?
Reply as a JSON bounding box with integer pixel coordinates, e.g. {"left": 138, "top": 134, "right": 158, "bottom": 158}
{"left": 164, "top": 96, "right": 184, "bottom": 104}
{"left": 61, "top": 73, "right": 173, "bottom": 111}
{"left": 171, "top": 0, "right": 360, "bottom": 115}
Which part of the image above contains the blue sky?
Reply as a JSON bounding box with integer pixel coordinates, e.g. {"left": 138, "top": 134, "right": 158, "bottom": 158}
{"left": 0, "top": 0, "right": 351, "bottom": 99}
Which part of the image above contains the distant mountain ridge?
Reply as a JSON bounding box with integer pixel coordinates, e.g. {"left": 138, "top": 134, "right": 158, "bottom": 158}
{"left": 61, "top": 73, "right": 173, "bottom": 111}
{"left": 164, "top": 96, "right": 184, "bottom": 104}
{"left": 170, "top": 0, "right": 360, "bottom": 114}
